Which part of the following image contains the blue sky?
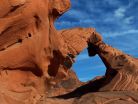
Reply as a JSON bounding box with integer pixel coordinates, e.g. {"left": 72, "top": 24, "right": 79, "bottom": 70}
{"left": 55, "top": 0, "right": 138, "bottom": 82}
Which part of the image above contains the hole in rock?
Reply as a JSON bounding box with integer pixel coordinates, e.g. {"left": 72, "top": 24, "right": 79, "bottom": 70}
{"left": 72, "top": 49, "right": 106, "bottom": 82}
{"left": 18, "top": 39, "right": 22, "bottom": 43}
{"left": 28, "top": 33, "right": 32, "bottom": 37}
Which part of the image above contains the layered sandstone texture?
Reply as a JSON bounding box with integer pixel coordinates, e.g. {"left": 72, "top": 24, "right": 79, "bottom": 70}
{"left": 87, "top": 32, "right": 138, "bottom": 91}
{"left": 0, "top": 0, "right": 138, "bottom": 104}
{"left": 45, "top": 28, "right": 138, "bottom": 104}
{"left": 0, "top": 0, "right": 95, "bottom": 104}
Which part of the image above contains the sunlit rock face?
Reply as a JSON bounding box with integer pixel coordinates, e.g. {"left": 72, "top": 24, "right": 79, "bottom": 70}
{"left": 87, "top": 32, "right": 138, "bottom": 91}
{"left": 0, "top": 0, "right": 94, "bottom": 103}
{"left": 45, "top": 29, "right": 138, "bottom": 104}
{"left": 1, "top": 0, "right": 138, "bottom": 104}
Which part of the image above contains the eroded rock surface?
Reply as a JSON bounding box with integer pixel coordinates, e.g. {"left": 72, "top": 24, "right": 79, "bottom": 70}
{"left": 46, "top": 91, "right": 138, "bottom": 104}
{"left": 87, "top": 32, "right": 138, "bottom": 91}
{"left": 45, "top": 29, "right": 138, "bottom": 104}
{"left": 0, "top": 0, "right": 94, "bottom": 103}
{"left": 0, "top": 0, "right": 138, "bottom": 104}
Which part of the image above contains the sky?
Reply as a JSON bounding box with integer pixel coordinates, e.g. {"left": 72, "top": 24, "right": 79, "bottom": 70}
{"left": 55, "top": 0, "right": 138, "bottom": 82}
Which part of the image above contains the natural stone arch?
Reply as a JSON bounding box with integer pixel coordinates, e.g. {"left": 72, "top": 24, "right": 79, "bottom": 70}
{"left": 73, "top": 48, "right": 106, "bottom": 82}
{"left": 0, "top": 0, "right": 95, "bottom": 103}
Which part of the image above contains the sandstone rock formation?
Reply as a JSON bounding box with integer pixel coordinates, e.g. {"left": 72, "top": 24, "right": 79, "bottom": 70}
{"left": 45, "top": 29, "right": 138, "bottom": 104}
{"left": 0, "top": 0, "right": 138, "bottom": 104}
{"left": 46, "top": 91, "right": 138, "bottom": 104}
{"left": 0, "top": 0, "right": 94, "bottom": 103}
{"left": 87, "top": 32, "right": 138, "bottom": 91}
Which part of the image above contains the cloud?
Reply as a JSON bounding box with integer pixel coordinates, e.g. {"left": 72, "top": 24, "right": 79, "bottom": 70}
{"left": 105, "top": 29, "right": 138, "bottom": 37}
{"left": 103, "top": 29, "right": 138, "bottom": 38}
{"left": 124, "top": 16, "right": 134, "bottom": 24}
{"left": 104, "top": 0, "right": 121, "bottom": 6}
{"left": 55, "top": 0, "right": 138, "bottom": 81}
{"left": 114, "top": 7, "right": 126, "bottom": 18}
{"left": 56, "top": 0, "right": 136, "bottom": 34}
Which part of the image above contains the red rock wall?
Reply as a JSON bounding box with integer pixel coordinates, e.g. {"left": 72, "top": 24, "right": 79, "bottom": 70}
{"left": 0, "top": 0, "right": 94, "bottom": 103}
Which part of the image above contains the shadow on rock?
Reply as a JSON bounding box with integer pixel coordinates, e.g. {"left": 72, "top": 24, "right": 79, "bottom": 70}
{"left": 52, "top": 77, "right": 106, "bottom": 99}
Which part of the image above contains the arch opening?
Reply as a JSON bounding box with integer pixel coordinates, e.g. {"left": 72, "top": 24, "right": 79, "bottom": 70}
{"left": 72, "top": 48, "right": 106, "bottom": 82}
